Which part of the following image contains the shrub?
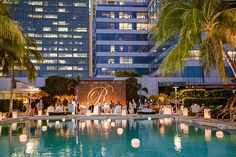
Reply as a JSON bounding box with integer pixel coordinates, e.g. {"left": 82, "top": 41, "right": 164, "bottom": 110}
{"left": 182, "top": 97, "right": 228, "bottom": 108}
{"left": 0, "top": 99, "right": 26, "bottom": 112}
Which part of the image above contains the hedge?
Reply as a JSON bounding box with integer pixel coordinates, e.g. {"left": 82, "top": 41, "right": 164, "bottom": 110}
{"left": 0, "top": 99, "right": 26, "bottom": 112}
{"left": 182, "top": 97, "right": 228, "bottom": 108}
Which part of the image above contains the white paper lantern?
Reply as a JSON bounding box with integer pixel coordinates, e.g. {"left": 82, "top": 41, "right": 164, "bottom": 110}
{"left": 55, "top": 121, "right": 60, "bottom": 126}
{"left": 42, "top": 126, "right": 47, "bottom": 132}
{"left": 148, "top": 117, "right": 151, "bottom": 121}
{"left": 62, "top": 118, "right": 65, "bottom": 122}
{"left": 216, "top": 131, "right": 224, "bottom": 139}
{"left": 19, "top": 134, "right": 27, "bottom": 142}
{"left": 131, "top": 138, "right": 140, "bottom": 148}
{"left": 107, "top": 119, "right": 111, "bottom": 123}
{"left": 117, "top": 128, "right": 123, "bottom": 135}
{"left": 111, "top": 122, "right": 115, "bottom": 127}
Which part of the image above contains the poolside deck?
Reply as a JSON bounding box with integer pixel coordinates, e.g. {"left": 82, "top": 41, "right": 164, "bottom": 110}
{"left": 0, "top": 114, "right": 236, "bottom": 131}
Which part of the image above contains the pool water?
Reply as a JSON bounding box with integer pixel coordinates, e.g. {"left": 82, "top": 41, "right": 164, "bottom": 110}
{"left": 0, "top": 118, "right": 236, "bottom": 157}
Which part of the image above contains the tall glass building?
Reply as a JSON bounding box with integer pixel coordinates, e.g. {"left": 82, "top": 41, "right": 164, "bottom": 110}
{"left": 94, "top": 0, "right": 155, "bottom": 78}
{"left": 11, "top": 0, "right": 92, "bottom": 78}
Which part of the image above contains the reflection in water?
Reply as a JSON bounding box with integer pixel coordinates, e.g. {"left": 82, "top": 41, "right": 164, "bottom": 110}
{"left": 216, "top": 130, "right": 224, "bottom": 139}
{"left": 0, "top": 119, "right": 235, "bottom": 156}
{"left": 11, "top": 123, "right": 17, "bottom": 131}
{"left": 174, "top": 135, "right": 182, "bottom": 152}
{"left": 205, "top": 129, "right": 211, "bottom": 142}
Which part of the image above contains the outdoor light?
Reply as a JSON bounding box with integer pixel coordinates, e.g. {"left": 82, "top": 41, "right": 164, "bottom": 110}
{"left": 62, "top": 118, "right": 65, "bottom": 122}
{"left": 205, "top": 129, "right": 211, "bottom": 142}
{"left": 204, "top": 109, "right": 211, "bottom": 119}
{"left": 12, "top": 111, "right": 17, "bottom": 118}
{"left": 148, "top": 117, "right": 152, "bottom": 120}
{"left": 117, "top": 128, "right": 123, "bottom": 135}
{"left": 159, "top": 119, "right": 164, "bottom": 124}
{"left": 42, "top": 126, "right": 47, "bottom": 132}
{"left": 55, "top": 121, "right": 60, "bottom": 126}
{"left": 131, "top": 138, "right": 140, "bottom": 148}
{"left": 216, "top": 131, "right": 224, "bottom": 139}
{"left": 19, "top": 134, "right": 27, "bottom": 142}
{"left": 11, "top": 123, "right": 17, "bottom": 130}
{"left": 111, "top": 122, "right": 115, "bottom": 127}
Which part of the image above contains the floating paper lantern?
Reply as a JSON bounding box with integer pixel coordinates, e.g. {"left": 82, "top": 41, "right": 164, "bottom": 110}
{"left": 131, "top": 138, "right": 140, "bottom": 148}
{"left": 111, "top": 122, "right": 115, "bottom": 127}
{"left": 19, "top": 134, "right": 27, "bottom": 142}
{"left": 117, "top": 128, "right": 123, "bottom": 135}
{"left": 107, "top": 119, "right": 111, "bottom": 123}
{"left": 62, "top": 118, "right": 65, "bottom": 122}
{"left": 148, "top": 117, "right": 151, "bottom": 121}
{"left": 42, "top": 126, "right": 47, "bottom": 132}
{"left": 216, "top": 131, "right": 224, "bottom": 139}
{"left": 159, "top": 119, "right": 164, "bottom": 124}
{"left": 55, "top": 121, "right": 60, "bottom": 126}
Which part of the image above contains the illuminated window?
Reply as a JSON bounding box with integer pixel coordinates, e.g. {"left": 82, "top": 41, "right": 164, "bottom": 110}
{"left": 35, "top": 8, "right": 43, "bottom": 12}
{"left": 34, "top": 34, "right": 42, "bottom": 37}
{"left": 58, "top": 8, "right": 67, "bottom": 12}
{"left": 108, "top": 58, "right": 115, "bottom": 64}
{"left": 137, "top": 12, "right": 147, "bottom": 19}
{"left": 43, "top": 53, "right": 57, "bottom": 57}
{"left": 58, "top": 34, "right": 72, "bottom": 38}
{"left": 74, "top": 28, "right": 87, "bottom": 32}
{"left": 43, "top": 60, "right": 57, "bottom": 64}
{"left": 35, "top": 40, "right": 42, "bottom": 44}
{"left": 73, "top": 66, "right": 84, "bottom": 70}
{"left": 73, "top": 3, "right": 87, "bottom": 7}
{"left": 119, "top": 12, "right": 132, "bottom": 18}
{"left": 28, "top": 33, "right": 35, "bottom": 37}
{"left": 28, "top": 14, "right": 42, "bottom": 18}
{"left": 137, "top": 23, "right": 147, "bottom": 30}
{"left": 58, "top": 21, "right": 67, "bottom": 25}
{"left": 188, "top": 50, "right": 200, "bottom": 60}
{"left": 43, "top": 34, "right": 58, "bottom": 38}
{"left": 44, "top": 14, "right": 57, "bottom": 19}
{"left": 36, "top": 47, "right": 42, "bottom": 51}
{"left": 47, "top": 66, "right": 57, "bottom": 70}
{"left": 119, "top": 23, "right": 132, "bottom": 30}
{"left": 120, "top": 57, "right": 133, "bottom": 64}
{"left": 58, "top": 27, "right": 68, "bottom": 32}
{"left": 28, "top": 1, "right": 43, "bottom": 5}
{"left": 227, "top": 51, "right": 236, "bottom": 61}
{"left": 58, "top": 53, "right": 72, "bottom": 57}
{"left": 58, "top": 66, "right": 72, "bottom": 70}
{"left": 73, "top": 53, "right": 87, "bottom": 57}
{"left": 111, "top": 45, "right": 115, "bottom": 52}
{"left": 58, "top": 60, "right": 66, "bottom": 64}
{"left": 43, "top": 27, "right": 51, "bottom": 31}
{"left": 73, "top": 35, "right": 82, "bottom": 39}
{"left": 30, "top": 59, "right": 37, "bottom": 63}
{"left": 35, "top": 66, "right": 40, "bottom": 70}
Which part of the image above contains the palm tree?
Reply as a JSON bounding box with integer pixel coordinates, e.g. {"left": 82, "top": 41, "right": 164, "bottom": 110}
{"left": 0, "top": 2, "right": 42, "bottom": 114}
{"left": 150, "top": 0, "right": 236, "bottom": 81}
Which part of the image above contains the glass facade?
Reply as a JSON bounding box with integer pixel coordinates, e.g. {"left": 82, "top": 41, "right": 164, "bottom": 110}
{"left": 11, "top": 0, "right": 90, "bottom": 78}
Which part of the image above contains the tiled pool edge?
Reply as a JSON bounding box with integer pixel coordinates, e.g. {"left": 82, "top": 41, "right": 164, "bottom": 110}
{"left": 0, "top": 114, "right": 236, "bottom": 131}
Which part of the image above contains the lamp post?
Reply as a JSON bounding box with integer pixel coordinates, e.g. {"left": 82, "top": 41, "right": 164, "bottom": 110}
{"left": 173, "top": 86, "right": 179, "bottom": 113}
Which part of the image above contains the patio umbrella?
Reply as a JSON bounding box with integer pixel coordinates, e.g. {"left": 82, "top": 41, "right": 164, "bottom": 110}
{"left": 32, "top": 90, "right": 49, "bottom": 98}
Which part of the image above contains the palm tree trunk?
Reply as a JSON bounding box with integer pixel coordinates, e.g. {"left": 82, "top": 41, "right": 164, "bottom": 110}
{"left": 9, "top": 64, "right": 14, "bottom": 114}
{"left": 223, "top": 50, "right": 236, "bottom": 78}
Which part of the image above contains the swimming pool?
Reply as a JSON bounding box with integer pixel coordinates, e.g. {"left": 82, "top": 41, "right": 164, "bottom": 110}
{"left": 0, "top": 118, "right": 235, "bottom": 157}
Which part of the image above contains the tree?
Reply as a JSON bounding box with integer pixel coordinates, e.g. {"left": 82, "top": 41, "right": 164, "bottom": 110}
{"left": 126, "top": 77, "right": 139, "bottom": 103}
{"left": 0, "top": 1, "right": 42, "bottom": 114}
{"left": 150, "top": 0, "right": 236, "bottom": 81}
{"left": 115, "top": 70, "right": 142, "bottom": 77}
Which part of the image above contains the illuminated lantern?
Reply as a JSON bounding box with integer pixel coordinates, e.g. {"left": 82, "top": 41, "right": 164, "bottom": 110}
{"left": 111, "top": 122, "right": 115, "bottom": 127}
{"left": 148, "top": 117, "right": 151, "bottom": 121}
{"left": 159, "top": 119, "right": 164, "bottom": 124}
{"left": 117, "top": 128, "right": 123, "bottom": 135}
{"left": 19, "top": 134, "right": 27, "bottom": 142}
{"left": 216, "top": 131, "right": 224, "bottom": 139}
{"left": 62, "top": 118, "right": 65, "bottom": 122}
{"left": 42, "top": 126, "right": 47, "bottom": 132}
{"left": 107, "top": 119, "right": 111, "bottom": 123}
{"left": 12, "top": 111, "right": 17, "bottom": 118}
{"left": 55, "top": 121, "right": 60, "bottom": 126}
{"left": 131, "top": 138, "right": 140, "bottom": 148}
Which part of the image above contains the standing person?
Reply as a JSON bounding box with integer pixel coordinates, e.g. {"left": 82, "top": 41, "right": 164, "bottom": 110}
{"left": 126, "top": 101, "right": 129, "bottom": 114}
{"left": 72, "top": 99, "right": 77, "bottom": 115}
{"left": 109, "top": 101, "right": 114, "bottom": 113}
{"left": 132, "top": 99, "right": 137, "bottom": 114}
{"left": 30, "top": 99, "right": 36, "bottom": 116}
{"left": 129, "top": 101, "right": 134, "bottom": 114}
{"left": 97, "top": 100, "right": 101, "bottom": 115}
{"left": 38, "top": 98, "right": 44, "bottom": 115}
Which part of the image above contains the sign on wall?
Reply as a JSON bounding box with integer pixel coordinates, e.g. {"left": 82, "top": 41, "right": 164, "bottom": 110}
{"left": 77, "top": 80, "right": 126, "bottom": 106}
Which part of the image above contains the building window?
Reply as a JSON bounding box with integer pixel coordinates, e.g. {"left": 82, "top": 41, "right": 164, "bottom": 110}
{"left": 58, "top": 53, "right": 72, "bottom": 57}
{"left": 120, "top": 57, "right": 133, "bottom": 64}
{"left": 73, "top": 3, "right": 87, "bottom": 7}
{"left": 227, "top": 51, "right": 236, "bottom": 61}
{"left": 119, "top": 23, "right": 132, "bottom": 30}
{"left": 43, "top": 27, "right": 51, "bottom": 31}
{"left": 35, "top": 8, "right": 43, "bottom": 12}
{"left": 137, "top": 23, "right": 147, "bottom": 30}
{"left": 58, "top": 8, "right": 67, "bottom": 12}
{"left": 47, "top": 66, "right": 57, "bottom": 70}
{"left": 28, "top": 1, "right": 43, "bottom": 5}
{"left": 44, "top": 14, "right": 57, "bottom": 19}
{"left": 43, "top": 53, "right": 57, "bottom": 57}
{"left": 137, "top": 12, "right": 147, "bottom": 19}
{"left": 111, "top": 45, "right": 115, "bottom": 52}
{"left": 58, "top": 27, "right": 68, "bottom": 32}
{"left": 74, "top": 28, "right": 87, "bottom": 32}
{"left": 58, "top": 60, "right": 66, "bottom": 64}
{"left": 73, "top": 53, "right": 87, "bottom": 57}
{"left": 108, "top": 58, "right": 115, "bottom": 64}
{"left": 43, "top": 34, "right": 58, "bottom": 38}
{"left": 119, "top": 12, "right": 132, "bottom": 18}
{"left": 43, "top": 60, "right": 57, "bottom": 64}
{"left": 58, "top": 66, "right": 73, "bottom": 70}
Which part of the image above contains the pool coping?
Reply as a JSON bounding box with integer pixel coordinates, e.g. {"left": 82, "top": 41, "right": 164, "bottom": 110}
{"left": 0, "top": 114, "right": 236, "bottom": 131}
